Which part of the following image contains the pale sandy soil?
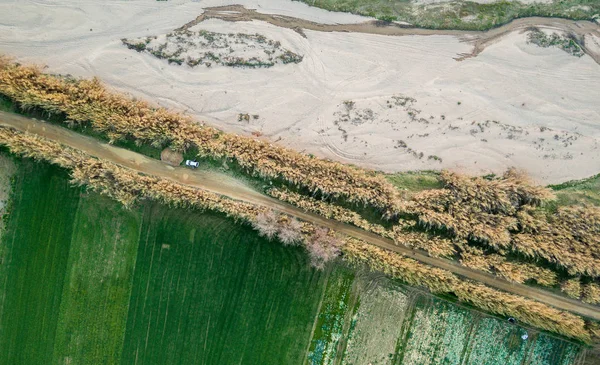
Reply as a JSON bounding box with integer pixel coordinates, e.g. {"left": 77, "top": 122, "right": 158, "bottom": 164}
{"left": 0, "top": 0, "right": 599, "bottom": 183}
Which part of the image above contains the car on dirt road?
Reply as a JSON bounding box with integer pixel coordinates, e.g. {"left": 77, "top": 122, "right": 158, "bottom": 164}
{"left": 185, "top": 160, "right": 199, "bottom": 168}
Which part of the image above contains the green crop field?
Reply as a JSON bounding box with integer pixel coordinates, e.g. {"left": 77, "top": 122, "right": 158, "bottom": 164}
{"left": 120, "top": 203, "right": 328, "bottom": 364}
{"left": 0, "top": 159, "right": 142, "bottom": 364}
{"left": 0, "top": 160, "right": 82, "bottom": 364}
{"left": 0, "top": 156, "right": 588, "bottom": 364}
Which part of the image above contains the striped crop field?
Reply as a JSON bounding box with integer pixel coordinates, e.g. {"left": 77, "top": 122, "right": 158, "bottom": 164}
{"left": 120, "top": 203, "right": 328, "bottom": 364}
{"left": 0, "top": 156, "right": 589, "bottom": 364}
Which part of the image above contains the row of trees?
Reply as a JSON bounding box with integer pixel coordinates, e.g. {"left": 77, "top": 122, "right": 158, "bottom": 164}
{"left": 251, "top": 211, "right": 342, "bottom": 269}
{"left": 0, "top": 58, "right": 400, "bottom": 213}
{"left": 0, "top": 125, "right": 594, "bottom": 341}
{"left": 343, "top": 237, "right": 592, "bottom": 342}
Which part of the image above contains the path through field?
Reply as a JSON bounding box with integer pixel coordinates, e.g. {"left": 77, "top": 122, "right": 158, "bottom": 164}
{"left": 1, "top": 110, "right": 599, "bottom": 323}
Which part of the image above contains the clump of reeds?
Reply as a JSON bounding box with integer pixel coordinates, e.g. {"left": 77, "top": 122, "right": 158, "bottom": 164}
{"left": 402, "top": 169, "right": 600, "bottom": 277}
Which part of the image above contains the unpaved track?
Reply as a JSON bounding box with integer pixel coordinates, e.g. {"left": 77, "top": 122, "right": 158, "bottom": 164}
{"left": 184, "top": 5, "right": 600, "bottom": 65}
{"left": 1, "top": 110, "right": 600, "bottom": 321}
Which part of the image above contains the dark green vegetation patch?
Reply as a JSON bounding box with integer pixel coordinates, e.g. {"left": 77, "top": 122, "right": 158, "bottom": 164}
{"left": 295, "top": 0, "right": 600, "bottom": 31}
{"left": 0, "top": 160, "right": 141, "bottom": 364}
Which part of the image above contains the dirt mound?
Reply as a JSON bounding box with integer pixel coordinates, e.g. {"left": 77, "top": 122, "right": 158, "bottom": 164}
{"left": 160, "top": 148, "right": 183, "bottom": 166}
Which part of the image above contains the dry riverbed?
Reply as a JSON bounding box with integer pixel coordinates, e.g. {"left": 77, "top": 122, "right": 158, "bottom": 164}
{"left": 0, "top": 0, "right": 599, "bottom": 183}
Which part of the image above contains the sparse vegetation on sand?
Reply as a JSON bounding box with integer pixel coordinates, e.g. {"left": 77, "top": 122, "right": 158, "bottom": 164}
{"left": 295, "top": 0, "right": 600, "bottom": 31}
{"left": 527, "top": 28, "right": 585, "bottom": 57}
{"left": 122, "top": 29, "right": 303, "bottom": 68}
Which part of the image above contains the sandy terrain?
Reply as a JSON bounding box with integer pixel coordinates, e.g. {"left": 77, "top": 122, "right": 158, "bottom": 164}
{"left": 0, "top": 0, "right": 599, "bottom": 183}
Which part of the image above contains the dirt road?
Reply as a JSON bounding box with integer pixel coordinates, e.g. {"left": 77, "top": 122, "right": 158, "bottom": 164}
{"left": 1, "top": 110, "right": 600, "bottom": 321}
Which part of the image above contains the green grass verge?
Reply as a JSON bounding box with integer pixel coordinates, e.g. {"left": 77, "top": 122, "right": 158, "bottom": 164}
{"left": 385, "top": 170, "right": 443, "bottom": 192}
{"left": 549, "top": 173, "right": 600, "bottom": 207}
{"left": 295, "top": 0, "right": 600, "bottom": 31}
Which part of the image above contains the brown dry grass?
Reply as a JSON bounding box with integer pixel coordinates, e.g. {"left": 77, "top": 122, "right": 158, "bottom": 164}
{"left": 402, "top": 170, "right": 600, "bottom": 277}
{"left": 459, "top": 245, "right": 556, "bottom": 286}
{"left": 2, "top": 59, "right": 598, "bottom": 280}
{"left": 561, "top": 278, "right": 583, "bottom": 300}
{"left": 343, "top": 237, "right": 591, "bottom": 342}
{"left": 0, "top": 59, "right": 400, "bottom": 213}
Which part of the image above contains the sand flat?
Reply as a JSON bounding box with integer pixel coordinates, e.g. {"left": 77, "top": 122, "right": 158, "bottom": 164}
{"left": 1, "top": 0, "right": 599, "bottom": 183}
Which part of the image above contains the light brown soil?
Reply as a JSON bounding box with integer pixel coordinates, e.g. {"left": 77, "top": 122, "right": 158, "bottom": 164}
{"left": 160, "top": 148, "right": 183, "bottom": 167}
{"left": 1, "top": 110, "right": 600, "bottom": 322}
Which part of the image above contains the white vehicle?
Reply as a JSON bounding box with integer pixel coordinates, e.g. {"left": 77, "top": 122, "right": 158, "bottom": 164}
{"left": 185, "top": 160, "right": 199, "bottom": 168}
